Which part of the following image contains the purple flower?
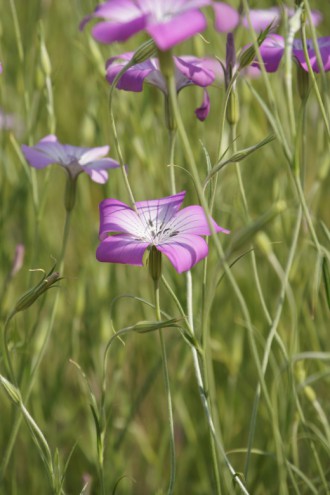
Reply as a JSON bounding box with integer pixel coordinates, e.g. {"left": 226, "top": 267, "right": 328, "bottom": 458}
{"left": 256, "top": 34, "right": 330, "bottom": 73}
{"left": 21, "top": 135, "right": 120, "bottom": 184}
{"left": 96, "top": 191, "right": 229, "bottom": 273}
{"left": 0, "top": 63, "right": 2, "bottom": 73}
{"left": 241, "top": 7, "right": 322, "bottom": 32}
{"left": 106, "top": 53, "right": 220, "bottom": 120}
{"left": 80, "top": 0, "right": 211, "bottom": 51}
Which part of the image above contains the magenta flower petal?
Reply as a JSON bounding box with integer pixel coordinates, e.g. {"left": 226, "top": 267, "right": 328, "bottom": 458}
{"left": 157, "top": 234, "right": 209, "bottom": 273}
{"left": 92, "top": 16, "right": 148, "bottom": 44}
{"left": 167, "top": 205, "right": 230, "bottom": 235}
{"left": 213, "top": 2, "right": 240, "bottom": 32}
{"left": 96, "top": 235, "right": 149, "bottom": 266}
{"left": 82, "top": 0, "right": 211, "bottom": 49}
{"left": 97, "top": 192, "right": 229, "bottom": 273}
{"left": 21, "top": 135, "right": 119, "bottom": 183}
{"left": 174, "top": 56, "right": 215, "bottom": 87}
{"left": 106, "top": 54, "right": 156, "bottom": 91}
{"left": 293, "top": 37, "right": 330, "bottom": 73}
{"left": 256, "top": 34, "right": 285, "bottom": 72}
{"left": 99, "top": 199, "right": 143, "bottom": 239}
{"left": 195, "top": 90, "right": 210, "bottom": 121}
{"left": 147, "top": 10, "right": 207, "bottom": 51}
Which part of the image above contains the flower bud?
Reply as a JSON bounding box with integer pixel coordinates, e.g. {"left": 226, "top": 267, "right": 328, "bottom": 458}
{"left": 226, "top": 89, "right": 240, "bottom": 125}
{"left": 255, "top": 232, "right": 273, "bottom": 256}
{"left": 13, "top": 266, "right": 61, "bottom": 315}
{"left": 0, "top": 375, "right": 22, "bottom": 405}
{"left": 132, "top": 39, "right": 157, "bottom": 65}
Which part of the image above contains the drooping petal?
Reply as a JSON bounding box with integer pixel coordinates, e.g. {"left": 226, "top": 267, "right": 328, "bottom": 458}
{"left": 213, "top": 2, "right": 240, "bottom": 32}
{"left": 96, "top": 235, "right": 149, "bottom": 265}
{"left": 167, "top": 205, "right": 230, "bottom": 236}
{"left": 157, "top": 233, "right": 209, "bottom": 273}
{"left": 195, "top": 90, "right": 210, "bottom": 121}
{"left": 175, "top": 56, "right": 215, "bottom": 87}
{"left": 83, "top": 159, "right": 120, "bottom": 183}
{"left": 99, "top": 199, "right": 142, "bottom": 239}
{"left": 92, "top": 15, "right": 148, "bottom": 44}
{"left": 136, "top": 192, "right": 186, "bottom": 231}
{"left": 106, "top": 54, "right": 157, "bottom": 91}
{"left": 147, "top": 10, "right": 207, "bottom": 51}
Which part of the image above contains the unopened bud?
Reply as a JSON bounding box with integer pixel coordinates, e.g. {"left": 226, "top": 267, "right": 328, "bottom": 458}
{"left": 226, "top": 90, "right": 240, "bottom": 125}
{"left": 304, "top": 385, "right": 316, "bottom": 402}
{"left": 0, "top": 375, "right": 22, "bottom": 405}
{"left": 13, "top": 267, "right": 61, "bottom": 315}
{"left": 255, "top": 232, "right": 273, "bottom": 256}
{"left": 132, "top": 39, "right": 157, "bottom": 65}
{"left": 40, "top": 44, "right": 52, "bottom": 77}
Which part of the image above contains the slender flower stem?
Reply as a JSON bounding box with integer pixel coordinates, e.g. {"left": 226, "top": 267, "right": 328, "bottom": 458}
{"left": 186, "top": 271, "right": 222, "bottom": 495}
{"left": 0, "top": 208, "right": 72, "bottom": 479}
{"left": 168, "top": 128, "right": 177, "bottom": 196}
{"left": 108, "top": 69, "right": 137, "bottom": 211}
{"left": 154, "top": 278, "right": 176, "bottom": 495}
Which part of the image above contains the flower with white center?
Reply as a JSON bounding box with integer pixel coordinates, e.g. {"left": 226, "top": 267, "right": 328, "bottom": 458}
{"left": 96, "top": 191, "right": 229, "bottom": 273}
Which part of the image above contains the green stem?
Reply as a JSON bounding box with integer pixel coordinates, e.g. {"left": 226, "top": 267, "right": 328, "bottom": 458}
{"left": 0, "top": 209, "right": 72, "bottom": 479}
{"left": 186, "top": 271, "right": 222, "bottom": 494}
{"left": 154, "top": 279, "right": 176, "bottom": 495}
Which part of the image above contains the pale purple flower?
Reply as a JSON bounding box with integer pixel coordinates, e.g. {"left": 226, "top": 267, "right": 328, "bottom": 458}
{"left": 21, "top": 135, "right": 120, "bottom": 184}
{"left": 213, "top": 2, "right": 240, "bottom": 33}
{"left": 106, "top": 53, "right": 220, "bottom": 121}
{"left": 0, "top": 63, "right": 2, "bottom": 73}
{"left": 241, "top": 7, "right": 322, "bottom": 32}
{"left": 256, "top": 34, "right": 330, "bottom": 73}
{"left": 213, "top": 4, "right": 322, "bottom": 33}
{"left": 96, "top": 191, "right": 229, "bottom": 273}
{"left": 80, "top": 0, "right": 212, "bottom": 51}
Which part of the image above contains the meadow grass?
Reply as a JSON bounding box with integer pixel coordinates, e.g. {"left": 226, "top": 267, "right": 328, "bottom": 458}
{"left": 0, "top": 0, "right": 329, "bottom": 494}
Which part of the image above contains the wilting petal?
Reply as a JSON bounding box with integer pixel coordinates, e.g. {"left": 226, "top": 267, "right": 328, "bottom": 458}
{"left": 213, "top": 2, "right": 240, "bottom": 32}
{"left": 96, "top": 235, "right": 149, "bottom": 266}
{"left": 83, "top": 159, "right": 120, "bottom": 183}
{"left": 157, "top": 233, "right": 209, "bottom": 273}
{"left": 195, "top": 90, "right": 210, "bottom": 121}
{"left": 167, "top": 205, "right": 230, "bottom": 235}
{"left": 175, "top": 56, "right": 215, "bottom": 87}
{"left": 147, "top": 10, "right": 207, "bottom": 51}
